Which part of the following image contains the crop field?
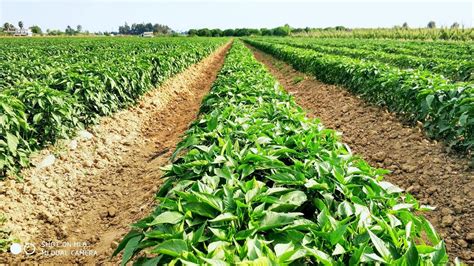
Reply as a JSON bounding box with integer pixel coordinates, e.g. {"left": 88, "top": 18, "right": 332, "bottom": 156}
{"left": 114, "top": 40, "right": 450, "bottom": 265}
{"left": 245, "top": 38, "right": 474, "bottom": 155}
{"left": 0, "top": 37, "right": 226, "bottom": 176}
{"left": 0, "top": 35, "right": 473, "bottom": 265}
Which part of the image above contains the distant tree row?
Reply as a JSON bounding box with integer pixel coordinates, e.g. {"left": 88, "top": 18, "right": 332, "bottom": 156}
{"left": 2, "top": 21, "right": 26, "bottom": 32}
{"left": 186, "top": 22, "right": 465, "bottom": 38}
{"left": 118, "top": 22, "right": 173, "bottom": 35}
{"left": 0, "top": 21, "right": 90, "bottom": 35}
{"left": 188, "top": 24, "right": 292, "bottom": 37}
{"left": 0, "top": 20, "right": 466, "bottom": 37}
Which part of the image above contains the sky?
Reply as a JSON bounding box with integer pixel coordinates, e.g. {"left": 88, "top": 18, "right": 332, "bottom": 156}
{"left": 0, "top": 0, "right": 472, "bottom": 32}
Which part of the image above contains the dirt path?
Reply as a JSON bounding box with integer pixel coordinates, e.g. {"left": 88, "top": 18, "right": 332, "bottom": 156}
{"left": 248, "top": 45, "right": 474, "bottom": 263}
{"left": 0, "top": 42, "right": 230, "bottom": 264}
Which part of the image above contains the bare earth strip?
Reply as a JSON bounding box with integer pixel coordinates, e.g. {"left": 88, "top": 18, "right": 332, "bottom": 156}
{"left": 0, "top": 42, "right": 231, "bottom": 264}
{"left": 248, "top": 45, "right": 474, "bottom": 263}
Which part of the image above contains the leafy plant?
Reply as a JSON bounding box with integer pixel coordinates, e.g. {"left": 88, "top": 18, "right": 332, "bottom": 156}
{"left": 0, "top": 37, "right": 228, "bottom": 178}
{"left": 115, "top": 41, "right": 448, "bottom": 265}
{"left": 260, "top": 37, "right": 473, "bottom": 82}
{"left": 0, "top": 95, "right": 32, "bottom": 177}
{"left": 245, "top": 39, "right": 473, "bottom": 156}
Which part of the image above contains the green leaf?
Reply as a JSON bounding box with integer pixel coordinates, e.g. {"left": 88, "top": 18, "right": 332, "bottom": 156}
{"left": 269, "top": 190, "right": 307, "bottom": 211}
{"left": 207, "top": 111, "right": 219, "bottom": 131}
{"left": 147, "top": 212, "right": 184, "bottom": 226}
{"left": 192, "top": 191, "right": 224, "bottom": 212}
{"left": 209, "top": 213, "right": 238, "bottom": 223}
{"left": 305, "top": 247, "right": 334, "bottom": 266}
{"left": 32, "top": 113, "right": 44, "bottom": 124}
{"left": 258, "top": 211, "right": 302, "bottom": 231}
{"left": 151, "top": 239, "right": 188, "bottom": 257}
{"left": 184, "top": 202, "right": 218, "bottom": 218}
{"left": 431, "top": 241, "right": 448, "bottom": 265}
{"left": 368, "top": 229, "right": 391, "bottom": 261}
{"left": 404, "top": 241, "right": 419, "bottom": 266}
{"left": 304, "top": 179, "right": 329, "bottom": 190}
{"left": 422, "top": 217, "right": 441, "bottom": 245}
{"left": 329, "top": 223, "right": 348, "bottom": 245}
{"left": 192, "top": 222, "right": 207, "bottom": 244}
{"left": 112, "top": 230, "right": 142, "bottom": 257}
{"left": 332, "top": 244, "right": 345, "bottom": 256}
{"left": 6, "top": 132, "right": 19, "bottom": 154}
{"left": 425, "top": 94, "right": 435, "bottom": 109}
{"left": 256, "top": 136, "right": 271, "bottom": 145}
{"left": 267, "top": 172, "right": 304, "bottom": 185}
{"left": 363, "top": 253, "right": 386, "bottom": 263}
{"left": 120, "top": 234, "right": 143, "bottom": 266}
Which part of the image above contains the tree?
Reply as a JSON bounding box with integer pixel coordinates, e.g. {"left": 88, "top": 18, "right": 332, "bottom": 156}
{"left": 402, "top": 22, "right": 409, "bottom": 29}
{"left": 261, "top": 28, "right": 273, "bottom": 36}
{"left": 273, "top": 24, "right": 291, "bottom": 36}
{"left": 451, "top": 22, "right": 460, "bottom": 29}
{"left": 188, "top": 29, "right": 198, "bottom": 36}
{"left": 145, "top": 23, "right": 153, "bottom": 32}
{"left": 234, "top": 28, "right": 250, "bottom": 36}
{"left": 196, "top": 28, "right": 211, "bottom": 37}
{"left": 18, "top": 21, "right": 23, "bottom": 29}
{"left": 47, "top": 29, "right": 63, "bottom": 36}
{"left": 211, "top": 28, "right": 222, "bottom": 37}
{"left": 153, "top": 23, "right": 172, "bottom": 35}
{"left": 427, "top": 21, "right": 436, "bottom": 29}
{"left": 119, "top": 22, "right": 131, "bottom": 34}
{"left": 128, "top": 22, "right": 155, "bottom": 35}
{"left": 65, "top": 25, "right": 74, "bottom": 35}
{"left": 222, "top": 29, "right": 235, "bottom": 36}
{"left": 3, "top": 22, "right": 9, "bottom": 31}
{"left": 76, "top": 25, "right": 82, "bottom": 33}
{"left": 30, "top": 25, "right": 42, "bottom": 34}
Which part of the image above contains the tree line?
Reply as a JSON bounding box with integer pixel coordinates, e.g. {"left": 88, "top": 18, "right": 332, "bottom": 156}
{"left": 1, "top": 21, "right": 87, "bottom": 35}
{"left": 188, "top": 25, "right": 292, "bottom": 37}
{"left": 185, "top": 21, "right": 463, "bottom": 37}
{"left": 1, "top": 21, "right": 173, "bottom": 36}
{"left": 1, "top": 21, "right": 465, "bottom": 37}
{"left": 118, "top": 22, "right": 173, "bottom": 35}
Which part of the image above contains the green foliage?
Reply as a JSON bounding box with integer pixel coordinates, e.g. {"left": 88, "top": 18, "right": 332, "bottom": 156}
{"left": 0, "top": 95, "right": 31, "bottom": 176}
{"left": 29, "top": 25, "right": 42, "bottom": 34}
{"left": 116, "top": 41, "right": 448, "bottom": 265}
{"left": 0, "top": 37, "right": 228, "bottom": 178}
{"left": 295, "top": 27, "right": 474, "bottom": 41}
{"left": 4, "top": 82, "right": 81, "bottom": 146}
{"left": 188, "top": 25, "right": 291, "bottom": 37}
{"left": 273, "top": 24, "right": 291, "bottom": 36}
{"left": 259, "top": 37, "right": 473, "bottom": 82}
{"left": 245, "top": 39, "right": 473, "bottom": 156}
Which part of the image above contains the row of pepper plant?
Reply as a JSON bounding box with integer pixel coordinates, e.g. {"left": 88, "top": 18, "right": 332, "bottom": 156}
{"left": 245, "top": 39, "right": 473, "bottom": 158}
{"left": 284, "top": 37, "right": 473, "bottom": 62}
{"left": 0, "top": 37, "right": 227, "bottom": 177}
{"left": 115, "top": 41, "right": 448, "bottom": 265}
{"left": 258, "top": 37, "right": 473, "bottom": 82}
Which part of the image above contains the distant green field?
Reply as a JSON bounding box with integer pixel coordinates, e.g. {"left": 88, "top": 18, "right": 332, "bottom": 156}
{"left": 295, "top": 28, "right": 474, "bottom": 41}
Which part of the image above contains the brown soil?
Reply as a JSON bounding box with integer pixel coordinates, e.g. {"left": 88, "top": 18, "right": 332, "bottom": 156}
{"left": 248, "top": 45, "right": 474, "bottom": 263}
{"left": 0, "top": 42, "right": 230, "bottom": 264}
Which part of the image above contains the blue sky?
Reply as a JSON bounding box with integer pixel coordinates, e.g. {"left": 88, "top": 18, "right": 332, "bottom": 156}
{"left": 0, "top": 0, "right": 472, "bottom": 32}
